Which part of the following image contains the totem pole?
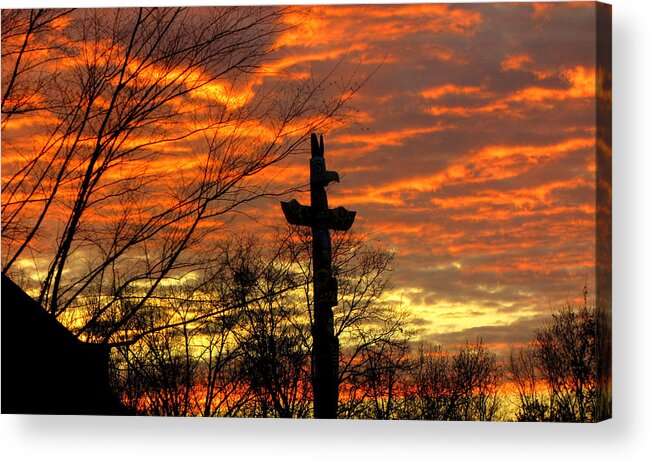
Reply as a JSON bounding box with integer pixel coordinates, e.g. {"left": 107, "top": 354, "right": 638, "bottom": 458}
{"left": 281, "top": 134, "right": 356, "bottom": 418}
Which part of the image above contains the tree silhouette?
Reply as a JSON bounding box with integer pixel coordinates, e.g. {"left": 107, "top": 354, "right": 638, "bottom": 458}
{"left": 1, "top": 7, "right": 360, "bottom": 340}
{"left": 509, "top": 298, "right": 596, "bottom": 422}
{"left": 404, "top": 340, "right": 502, "bottom": 421}
{"left": 107, "top": 227, "right": 407, "bottom": 417}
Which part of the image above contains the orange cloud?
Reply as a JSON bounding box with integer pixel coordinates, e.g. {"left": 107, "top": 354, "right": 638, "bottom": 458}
{"left": 261, "top": 44, "right": 368, "bottom": 77}
{"left": 431, "top": 178, "right": 592, "bottom": 211}
{"left": 428, "top": 46, "right": 466, "bottom": 64}
{"left": 330, "top": 124, "right": 452, "bottom": 156}
{"left": 531, "top": 3, "right": 554, "bottom": 21}
{"left": 339, "top": 137, "right": 594, "bottom": 208}
{"left": 509, "top": 66, "right": 595, "bottom": 102}
{"left": 427, "top": 66, "right": 596, "bottom": 117}
{"left": 501, "top": 53, "right": 533, "bottom": 72}
{"left": 275, "top": 4, "right": 482, "bottom": 51}
{"left": 421, "top": 84, "right": 485, "bottom": 100}
{"left": 428, "top": 102, "right": 510, "bottom": 117}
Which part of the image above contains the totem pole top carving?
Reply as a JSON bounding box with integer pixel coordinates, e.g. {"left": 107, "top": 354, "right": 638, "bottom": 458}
{"left": 281, "top": 134, "right": 356, "bottom": 231}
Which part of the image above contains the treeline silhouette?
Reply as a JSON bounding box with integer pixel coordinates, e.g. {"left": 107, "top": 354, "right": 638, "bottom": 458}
{"left": 91, "top": 230, "right": 598, "bottom": 421}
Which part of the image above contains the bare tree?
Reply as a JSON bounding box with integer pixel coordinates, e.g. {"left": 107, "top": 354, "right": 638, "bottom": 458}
{"left": 405, "top": 340, "right": 503, "bottom": 421}
{"left": 109, "top": 278, "right": 249, "bottom": 417}
{"left": 1, "top": 8, "right": 73, "bottom": 124}
{"left": 192, "top": 307, "right": 248, "bottom": 417}
{"left": 452, "top": 340, "right": 503, "bottom": 421}
{"left": 2, "top": 7, "right": 360, "bottom": 344}
{"left": 341, "top": 332, "right": 412, "bottom": 420}
{"left": 110, "top": 303, "right": 195, "bottom": 416}
{"left": 105, "top": 226, "right": 407, "bottom": 417}
{"left": 509, "top": 295, "right": 596, "bottom": 422}
{"left": 509, "top": 345, "right": 549, "bottom": 422}
{"left": 221, "top": 236, "right": 312, "bottom": 418}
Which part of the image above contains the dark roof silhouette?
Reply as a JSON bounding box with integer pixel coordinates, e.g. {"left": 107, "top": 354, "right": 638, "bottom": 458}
{"left": 1, "top": 274, "right": 129, "bottom": 415}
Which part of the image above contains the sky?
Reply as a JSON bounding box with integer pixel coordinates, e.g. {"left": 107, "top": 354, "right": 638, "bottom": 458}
{"left": 1, "top": 2, "right": 601, "bottom": 358}
{"left": 243, "top": 2, "right": 600, "bottom": 355}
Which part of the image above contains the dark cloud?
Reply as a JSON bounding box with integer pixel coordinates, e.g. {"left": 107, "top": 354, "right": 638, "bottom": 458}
{"left": 419, "top": 313, "right": 550, "bottom": 359}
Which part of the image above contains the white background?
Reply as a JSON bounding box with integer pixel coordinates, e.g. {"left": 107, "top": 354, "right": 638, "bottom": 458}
{"left": 0, "top": 0, "right": 649, "bottom": 460}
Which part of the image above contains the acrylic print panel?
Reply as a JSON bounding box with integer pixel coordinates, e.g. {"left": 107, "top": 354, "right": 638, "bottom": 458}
{"left": 0, "top": 2, "right": 611, "bottom": 421}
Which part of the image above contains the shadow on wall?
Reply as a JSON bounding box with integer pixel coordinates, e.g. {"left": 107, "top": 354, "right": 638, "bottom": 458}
{"left": 1, "top": 274, "right": 129, "bottom": 415}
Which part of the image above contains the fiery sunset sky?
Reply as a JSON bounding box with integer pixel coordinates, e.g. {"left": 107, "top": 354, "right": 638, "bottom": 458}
{"left": 244, "top": 2, "right": 600, "bottom": 354}
{"left": 2, "top": 2, "right": 601, "bottom": 357}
